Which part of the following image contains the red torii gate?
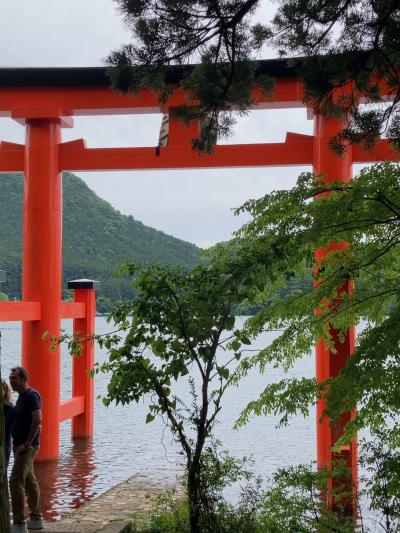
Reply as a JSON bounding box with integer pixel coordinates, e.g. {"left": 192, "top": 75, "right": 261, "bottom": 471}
{"left": 0, "top": 63, "right": 397, "bottom": 486}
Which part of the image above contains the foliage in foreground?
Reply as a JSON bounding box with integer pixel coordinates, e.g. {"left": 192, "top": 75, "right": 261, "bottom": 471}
{"left": 208, "top": 162, "right": 400, "bottom": 447}
{"left": 89, "top": 260, "right": 261, "bottom": 532}
{"left": 360, "top": 430, "right": 400, "bottom": 532}
{"left": 130, "top": 463, "right": 357, "bottom": 533}
{"left": 132, "top": 446, "right": 261, "bottom": 533}
{"left": 131, "top": 432, "right": 400, "bottom": 533}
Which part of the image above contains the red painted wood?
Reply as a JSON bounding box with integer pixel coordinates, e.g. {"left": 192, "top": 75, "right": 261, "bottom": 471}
{"left": 0, "top": 141, "right": 24, "bottom": 171}
{"left": 313, "top": 113, "right": 358, "bottom": 513}
{"left": 21, "top": 118, "right": 62, "bottom": 461}
{"left": 59, "top": 141, "right": 314, "bottom": 171}
{"left": 0, "top": 134, "right": 397, "bottom": 174}
{"left": 72, "top": 289, "right": 96, "bottom": 437}
{"left": 59, "top": 396, "right": 85, "bottom": 422}
{"left": 0, "top": 301, "right": 40, "bottom": 321}
{"left": 167, "top": 109, "right": 199, "bottom": 145}
{"left": 61, "top": 301, "right": 86, "bottom": 319}
{"left": 0, "top": 78, "right": 305, "bottom": 116}
{"left": 353, "top": 139, "right": 400, "bottom": 163}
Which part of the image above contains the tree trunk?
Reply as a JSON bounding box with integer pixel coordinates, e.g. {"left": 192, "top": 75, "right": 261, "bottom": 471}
{"left": 186, "top": 366, "right": 212, "bottom": 532}
{"left": 187, "top": 459, "right": 201, "bottom": 533}
{"left": 0, "top": 331, "right": 11, "bottom": 532}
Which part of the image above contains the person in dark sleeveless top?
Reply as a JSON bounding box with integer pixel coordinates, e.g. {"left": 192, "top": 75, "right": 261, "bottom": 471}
{"left": 2, "top": 378, "right": 14, "bottom": 468}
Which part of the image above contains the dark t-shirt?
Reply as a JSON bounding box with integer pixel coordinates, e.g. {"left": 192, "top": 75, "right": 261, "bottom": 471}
{"left": 11, "top": 388, "right": 41, "bottom": 447}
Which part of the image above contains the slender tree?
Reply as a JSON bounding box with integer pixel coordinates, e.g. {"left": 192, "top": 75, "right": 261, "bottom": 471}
{"left": 84, "top": 260, "right": 260, "bottom": 532}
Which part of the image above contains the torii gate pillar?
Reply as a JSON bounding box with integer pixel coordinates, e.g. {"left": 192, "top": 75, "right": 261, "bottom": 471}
{"left": 313, "top": 112, "right": 358, "bottom": 508}
{"left": 21, "top": 118, "right": 62, "bottom": 461}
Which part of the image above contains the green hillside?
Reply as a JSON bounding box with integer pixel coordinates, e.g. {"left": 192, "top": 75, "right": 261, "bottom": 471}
{"left": 0, "top": 172, "right": 201, "bottom": 312}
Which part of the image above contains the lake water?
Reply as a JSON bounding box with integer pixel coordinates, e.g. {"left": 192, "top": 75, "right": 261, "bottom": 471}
{"left": 0, "top": 317, "right": 316, "bottom": 521}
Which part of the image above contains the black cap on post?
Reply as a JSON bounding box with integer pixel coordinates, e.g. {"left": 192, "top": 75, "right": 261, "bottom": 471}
{"left": 68, "top": 279, "right": 100, "bottom": 290}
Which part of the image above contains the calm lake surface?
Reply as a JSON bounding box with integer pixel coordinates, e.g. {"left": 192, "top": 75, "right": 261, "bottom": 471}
{"left": 1, "top": 317, "right": 316, "bottom": 521}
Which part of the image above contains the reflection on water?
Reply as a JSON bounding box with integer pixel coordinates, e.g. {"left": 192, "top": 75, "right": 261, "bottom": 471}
{"left": 35, "top": 437, "right": 97, "bottom": 521}
{"left": 1, "top": 318, "right": 316, "bottom": 521}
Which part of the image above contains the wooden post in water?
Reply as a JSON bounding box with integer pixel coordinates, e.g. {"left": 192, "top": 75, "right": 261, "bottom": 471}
{"left": 313, "top": 111, "right": 358, "bottom": 513}
{"left": 21, "top": 118, "right": 63, "bottom": 461}
{"left": 69, "top": 279, "right": 99, "bottom": 438}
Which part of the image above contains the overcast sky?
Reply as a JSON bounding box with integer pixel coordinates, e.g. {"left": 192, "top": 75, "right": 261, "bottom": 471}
{"left": 0, "top": 0, "right": 314, "bottom": 248}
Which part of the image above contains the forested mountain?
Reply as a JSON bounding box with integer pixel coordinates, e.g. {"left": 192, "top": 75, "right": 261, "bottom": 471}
{"left": 0, "top": 172, "right": 201, "bottom": 311}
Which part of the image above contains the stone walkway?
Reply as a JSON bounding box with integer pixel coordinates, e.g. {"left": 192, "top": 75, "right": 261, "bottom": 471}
{"left": 43, "top": 474, "right": 183, "bottom": 533}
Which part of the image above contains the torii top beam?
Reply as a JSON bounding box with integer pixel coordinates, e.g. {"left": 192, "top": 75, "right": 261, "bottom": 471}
{"left": 0, "top": 59, "right": 397, "bottom": 172}
{"left": 0, "top": 60, "right": 304, "bottom": 117}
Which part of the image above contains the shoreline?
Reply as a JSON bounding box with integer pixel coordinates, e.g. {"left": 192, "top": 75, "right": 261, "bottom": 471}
{"left": 43, "top": 474, "right": 183, "bottom": 533}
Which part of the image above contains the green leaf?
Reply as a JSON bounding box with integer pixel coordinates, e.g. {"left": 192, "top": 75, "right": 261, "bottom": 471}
{"left": 225, "top": 316, "right": 235, "bottom": 331}
{"left": 145, "top": 413, "right": 155, "bottom": 424}
{"left": 217, "top": 366, "right": 230, "bottom": 380}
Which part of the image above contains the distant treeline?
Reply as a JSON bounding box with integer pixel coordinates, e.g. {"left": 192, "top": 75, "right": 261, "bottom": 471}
{"left": 0, "top": 172, "right": 201, "bottom": 313}
{"left": 0, "top": 172, "right": 316, "bottom": 315}
{"left": 234, "top": 275, "right": 313, "bottom": 315}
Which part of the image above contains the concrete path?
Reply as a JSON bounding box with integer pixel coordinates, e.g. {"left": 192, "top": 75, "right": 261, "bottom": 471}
{"left": 43, "top": 474, "right": 182, "bottom": 533}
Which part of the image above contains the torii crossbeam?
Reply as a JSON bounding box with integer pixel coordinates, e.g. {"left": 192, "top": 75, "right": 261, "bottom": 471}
{"left": 0, "top": 63, "right": 397, "bottom": 506}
